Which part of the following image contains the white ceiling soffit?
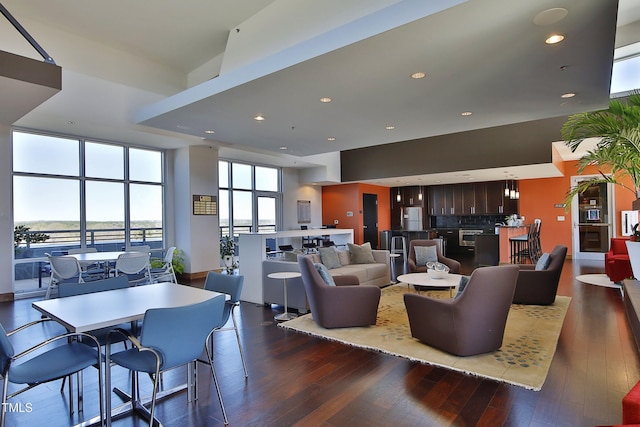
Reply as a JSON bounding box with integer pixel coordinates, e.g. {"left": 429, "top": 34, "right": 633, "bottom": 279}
{"left": 137, "top": 0, "right": 616, "bottom": 161}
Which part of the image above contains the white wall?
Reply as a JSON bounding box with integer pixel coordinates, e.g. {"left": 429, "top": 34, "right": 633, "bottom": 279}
{"left": 282, "top": 167, "right": 322, "bottom": 230}
{"left": 173, "top": 145, "right": 220, "bottom": 274}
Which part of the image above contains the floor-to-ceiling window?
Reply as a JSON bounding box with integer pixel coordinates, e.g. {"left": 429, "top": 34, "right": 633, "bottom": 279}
{"left": 218, "top": 160, "right": 281, "bottom": 240}
{"left": 12, "top": 130, "right": 164, "bottom": 295}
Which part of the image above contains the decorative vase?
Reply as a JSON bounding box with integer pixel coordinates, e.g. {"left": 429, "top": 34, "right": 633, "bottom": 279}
{"left": 626, "top": 241, "right": 640, "bottom": 280}
{"left": 223, "top": 255, "right": 234, "bottom": 268}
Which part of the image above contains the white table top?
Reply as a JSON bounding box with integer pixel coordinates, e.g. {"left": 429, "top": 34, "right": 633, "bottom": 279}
{"left": 68, "top": 251, "right": 127, "bottom": 263}
{"left": 397, "top": 272, "right": 462, "bottom": 288}
{"left": 268, "top": 271, "right": 302, "bottom": 280}
{"left": 32, "top": 282, "right": 223, "bottom": 333}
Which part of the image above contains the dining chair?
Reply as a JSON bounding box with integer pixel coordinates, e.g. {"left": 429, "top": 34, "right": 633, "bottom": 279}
{"left": 105, "top": 295, "right": 227, "bottom": 426}
{"left": 0, "top": 319, "right": 104, "bottom": 427}
{"left": 114, "top": 252, "right": 151, "bottom": 285}
{"left": 202, "top": 271, "right": 248, "bottom": 377}
{"left": 45, "top": 254, "right": 88, "bottom": 299}
{"left": 149, "top": 246, "right": 177, "bottom": 283}
{"left": 67, "top": 247, "right": 104, "bottom": 275}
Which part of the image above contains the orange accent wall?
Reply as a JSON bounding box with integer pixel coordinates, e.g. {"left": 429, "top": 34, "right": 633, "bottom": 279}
{"left": 519, "top": 160, "right": 636, "bottom": 257}
{"left": 322, "top": 183, "right": 391, "bottom": 245}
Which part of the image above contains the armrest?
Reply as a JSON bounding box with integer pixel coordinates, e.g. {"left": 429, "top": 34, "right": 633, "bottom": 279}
{"left": 333, "top": 274, "right": 359, "bottom": 286}
{"left": 438, "top": 255, "right": 461, "bottom": 274}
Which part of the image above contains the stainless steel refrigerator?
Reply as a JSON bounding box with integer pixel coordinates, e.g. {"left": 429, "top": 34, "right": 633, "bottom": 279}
{"left": 402, "top": 207, "right": 423, "bottom": 231}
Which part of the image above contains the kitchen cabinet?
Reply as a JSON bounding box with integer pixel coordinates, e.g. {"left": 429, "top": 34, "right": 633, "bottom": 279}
{"left": 428, "top": 186, "right": 445, "bottom": 216}
{"left": 401, "top": 186, "right": 425, "bottom": 207}
{"left": 436, "top": 229, "right": 458, "bottom": 256}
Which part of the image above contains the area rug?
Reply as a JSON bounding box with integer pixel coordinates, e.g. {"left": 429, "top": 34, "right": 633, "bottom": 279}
{"left": 279, "top": 284, "right": 570, "bottom": 391}
{"left": 575, "top": 273, "right": 620, "bottom": 288}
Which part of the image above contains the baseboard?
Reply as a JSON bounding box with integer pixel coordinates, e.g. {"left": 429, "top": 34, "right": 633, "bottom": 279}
{"left": 0, "top": 293, "right": 15, "bottom": 302}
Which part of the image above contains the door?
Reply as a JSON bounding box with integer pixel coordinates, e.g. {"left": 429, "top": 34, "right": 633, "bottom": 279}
{"left": 363, "top": 193, "right": 378, "bottom": 249}
{"left": 571, "top": 176, "right": 614, "bottom": 260}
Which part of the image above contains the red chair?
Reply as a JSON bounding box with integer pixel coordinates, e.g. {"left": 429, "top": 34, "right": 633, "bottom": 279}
{"left": 606, "top": 237, "right": 633, "bottom": 283}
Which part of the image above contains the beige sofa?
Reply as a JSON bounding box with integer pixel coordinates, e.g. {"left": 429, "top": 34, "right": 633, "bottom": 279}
{"left": 263, "top": 248, "right": 390, "bottom": 313}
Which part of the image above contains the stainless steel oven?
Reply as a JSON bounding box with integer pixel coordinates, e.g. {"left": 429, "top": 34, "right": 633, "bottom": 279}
{"left": 459, "top": 229, "right": 484, "bottom": 247}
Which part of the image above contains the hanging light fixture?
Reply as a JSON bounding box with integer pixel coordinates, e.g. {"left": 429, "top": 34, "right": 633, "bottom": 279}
{"left": 510, "top": 180, "right": 516, "bottom": 199}
{"left": 504, "top": 180, "right": 510, "bottom": 197}
{"left": 396, "top": 187, "right": 401, "bottom": 202}
{"left": 515, "top": 180, "right": 520, "bottom": 199}
{"left": 418, "top": 188, "right": 423, "bottom": 201}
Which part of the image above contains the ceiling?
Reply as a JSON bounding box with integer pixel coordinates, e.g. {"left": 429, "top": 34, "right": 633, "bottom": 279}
{"left": 2, "top": 0, "right": 640, "bottom": 186}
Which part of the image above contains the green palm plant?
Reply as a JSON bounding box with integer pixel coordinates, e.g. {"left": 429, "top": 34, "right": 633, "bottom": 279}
{"left": 561, "top": 92, "right": 640, "bottom": 207}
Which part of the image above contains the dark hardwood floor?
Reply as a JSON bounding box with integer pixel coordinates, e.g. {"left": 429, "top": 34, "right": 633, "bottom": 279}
{"left": 1, "top": 254, "right": 638, "bottom": 426}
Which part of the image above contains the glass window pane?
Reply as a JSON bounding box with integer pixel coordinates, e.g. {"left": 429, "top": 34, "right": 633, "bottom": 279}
{"left": 258, "top": 196, "right": 276, "bottom": 232}
{"left": 130, "top": 184, "right": 163, "bottom": 245}
{"left": 233, "top": 190, "right": 253, "bottom": 233}
{"left": 13, "top": 131, "right": 79, "bottom": 176}
{"left": 130, "top": 148, "right": 162, "bottom": 182}
{"left": 232, "top": 163, "right": 252, "bottom": 190}
{"left": 219, "top": 161, "right": 229, "bottom": 188}
{"left": 13, "top": 176, "right": 80, "bottom": 254}
{"left": 86, "top": 181, "right": 124, "bottom": 247}
{"left": 86, "top": 142, "right": 123, "bottom": 179}
{"left": 219, "top": 189, "right": 229, "bottom": 230}
{"left": 255, "top": 166, "right": 278, "bottom": 191}
{"left": 611, "top": 55, "right": 640, "bottom": 94}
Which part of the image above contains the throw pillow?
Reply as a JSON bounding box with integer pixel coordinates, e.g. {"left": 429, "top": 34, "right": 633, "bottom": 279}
{"left": 318, "top": 247, "right": 341, "bottom": 269}
{"left": 348, "top": 242, "right": 376, "bottom": 264}
{"left": 283, "top": 249, "right": 303, "bottom": 262}
{"left": 535, "top": 253, "right": 551, "bottom": 270}
{"left": 313, "top": 263, "right": 336, "bottom": 286}
{"left": 336, "top": 249, "right": 351, "bottom": 266}
{"left": 414, "top": 245, "right": 438, "bottom": 267}
{"left": 454, "top": 275, "right": 470, "bottom": 299}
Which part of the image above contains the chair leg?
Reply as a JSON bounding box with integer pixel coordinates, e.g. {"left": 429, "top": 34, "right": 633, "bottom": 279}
{"left": 231, "top": 312, "right": 248, "bottom": 378}
{"left": 205, "top": 337, "right": 228, "bottom": 425}
{"left": 1, "top": 371, "right": 9, "bottom": 427}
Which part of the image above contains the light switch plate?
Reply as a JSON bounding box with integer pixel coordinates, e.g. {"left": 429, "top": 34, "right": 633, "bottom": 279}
{"left": 557, "top": 215, "right": 565, "bottom": 221}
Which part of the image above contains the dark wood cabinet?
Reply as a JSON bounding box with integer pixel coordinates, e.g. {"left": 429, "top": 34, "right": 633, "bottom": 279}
{"left": 485, "top": 181, "right": 506, "bottom": 214}
{"left": 428, "top": 186, "right": 445, "bottom": 216}
{"left": 420, "top": 180, "right": 519, "bottom": 217}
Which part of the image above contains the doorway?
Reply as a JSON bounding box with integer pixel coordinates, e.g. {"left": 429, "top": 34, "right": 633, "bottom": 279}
{"left": 571, "top": 176, "right": 614, "bottom": 260}
{"left": 363, "top": 193, "right": 378, "bottom": 249}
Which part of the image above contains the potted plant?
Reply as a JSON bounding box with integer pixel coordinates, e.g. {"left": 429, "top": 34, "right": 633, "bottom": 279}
{"left": 150, "top": 248, "right": 185, "bottom": 277}
{"left": 220, "top": 235, "right": 238, "bottom": 274}
{"left": 13, "top": 225, "right": 49, "bottom": 258}
{"left": 561, "top": 92, "right": 640, "bottom": 209}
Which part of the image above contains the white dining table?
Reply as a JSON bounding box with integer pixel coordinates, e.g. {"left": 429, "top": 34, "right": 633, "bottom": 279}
{"left": 67, "top": 251, "right": 128, "bottom": 265}
{"left": 32, "top": 282, "right": 225, "bottom": 426}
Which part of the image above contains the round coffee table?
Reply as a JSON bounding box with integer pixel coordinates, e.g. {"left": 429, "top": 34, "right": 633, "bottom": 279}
{"left": 396, "top": 272, "right": 461, "bottom": 297}
{"left": 268, "top": 271, "right": 301, "bottom": 321}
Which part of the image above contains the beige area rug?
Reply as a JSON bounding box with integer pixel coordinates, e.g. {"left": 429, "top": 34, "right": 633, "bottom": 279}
{"left": 279, "top": 284, "right": 570, "bottom": 391}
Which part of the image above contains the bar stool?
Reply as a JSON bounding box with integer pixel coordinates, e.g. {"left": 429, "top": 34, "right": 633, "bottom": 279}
{"left": 390, "top": 235, "right": 407, "bottom": 260}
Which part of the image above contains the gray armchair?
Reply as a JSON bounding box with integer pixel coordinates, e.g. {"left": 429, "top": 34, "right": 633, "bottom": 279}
{"left": 407, "top": 239, "right": 461, "bottom": 273}
{"left": 297, "top": 255, "right": 381, "bottom": 329}
{"left": 403, "top": 264, "right": 519, "bottom": 356}
{"left": 513, "top": 245, "right": 567, "bottom": 305}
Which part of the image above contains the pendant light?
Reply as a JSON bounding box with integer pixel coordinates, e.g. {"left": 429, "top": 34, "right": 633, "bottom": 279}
{"left": 515, "top": 180, "right": 520, "bottom": 199}
{"left": 396, "top": 187, "right": 401, "bottom": 202}
{"left": 510, "top": 180, "right": 516, "bottom": 199}
{"left": 504, "top": 180, "right": 510, "bottom": 197}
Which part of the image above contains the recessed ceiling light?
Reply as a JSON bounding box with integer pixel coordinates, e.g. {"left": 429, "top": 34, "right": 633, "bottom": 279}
{"left": 533, "top": 8, "right": 569, "bottom": 26}
{"left": 320, "top": 97, "right": 332, "bottom": 103}
{"left": 67, "top": 121, "right": 75, "bottom": 125}
{"left": 545, "top": 34, "right": 565, "bottom": 44}
{"left": 411, "top": 72, "right": 426, "bottom": 79}
{"left": 385, "top": 126, "right": 395, "bottom": 130}
{"left": 279, "top": 146, "right": 287, "bottom": 150}
{"left": 204, "top": 130, "right": 215, "bottom": 134}
{"left": 461, "top": 111, "right": 473, "bottom": 116}
{"left": 254, "top": 115, "right": 265, "bottom": 121}
{"left": 561, "top": 92, "right": 576, "bottom": 98}
{"left": 327, "top": 137, "right": 336, "bottom": 141}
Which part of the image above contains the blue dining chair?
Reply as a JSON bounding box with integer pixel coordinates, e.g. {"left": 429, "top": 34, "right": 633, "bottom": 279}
{"left": 0, "top": 320, "right": 104, "bottom": 427}
{"left": 203, "top": 271, "right": 248, "bottom": 377}
{"left": 105, "top": 295, "right": 227, "bottom": 426}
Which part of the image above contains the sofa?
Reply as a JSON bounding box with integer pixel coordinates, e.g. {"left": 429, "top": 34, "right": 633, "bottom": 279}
{"left": 263, "top": 246, "right": 390, "bottom": 313}
{"left": 606, "top": 237, "right": 633, "bottom": 283}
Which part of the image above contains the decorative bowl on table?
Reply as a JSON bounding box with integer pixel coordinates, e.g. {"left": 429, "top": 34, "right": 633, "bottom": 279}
{"left": 426, "top": 262, "right": 450, "bottom": 279}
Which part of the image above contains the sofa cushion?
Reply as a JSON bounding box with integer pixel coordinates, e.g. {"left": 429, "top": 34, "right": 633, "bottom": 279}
{"left": 319, "top": 247, "right": 341, "bottom": 269}
{"left": 535, "top": 253, "right": 551, "bottom": 270}
{"left": 283, "top": 249, "right": 304, "bottom": 262}
{"left": 414, "top": 245, "right": 438, "bottom": 267}
{"left": 348, "top": 242, "right": 375, "bottom": 264}
{"left": 314, "top": 263, "right": 336, "bottom": 286}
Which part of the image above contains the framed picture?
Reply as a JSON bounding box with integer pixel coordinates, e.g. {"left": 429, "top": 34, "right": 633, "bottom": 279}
{"left": 587, "top": 209, "right": 600, "bottom": 221}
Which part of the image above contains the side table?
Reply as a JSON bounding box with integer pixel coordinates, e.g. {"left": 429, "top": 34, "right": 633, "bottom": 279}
{"left": 268, "top": 271, "right": 301, "bottom": 321}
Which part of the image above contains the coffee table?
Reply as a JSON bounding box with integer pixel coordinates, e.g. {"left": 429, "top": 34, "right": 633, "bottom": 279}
{"left": 396, "top": 272, "right": 462, "bottom": 297}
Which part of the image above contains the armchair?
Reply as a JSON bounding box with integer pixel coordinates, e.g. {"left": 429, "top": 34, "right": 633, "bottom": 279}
{"left": 404, "top": 264, "right": 519, "bottom": 356}
{"left": 513, "top": 245, "right": 567, "bottom": 305}
{"left": 297, "top": 255, "right": 381, "bottom": 329}
{"left": 605, "top": 238, "right": 633, "bottom": 283}
{"left": 407, "top": 239, "right": 461, "bottom": 273}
